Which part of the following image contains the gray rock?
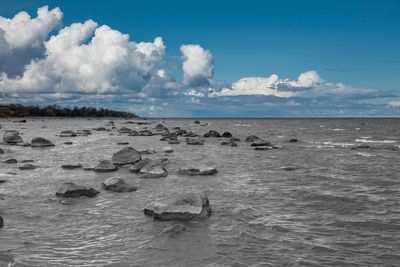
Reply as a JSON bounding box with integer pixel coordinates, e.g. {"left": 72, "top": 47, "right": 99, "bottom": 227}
{"left": 221, "top": 132, "right": 232, "bottom": 138}
{"left": 94, "top": 160, "right": 118, "bottom": 172}
{"left": 194, "top": 120, "right": 201, "bottom": 124}
{"left": 139, "top": 148, "right": 156, "bottom": 155}
{"left": 289, "top": 138, "right": 298, "bottom": 143}
{"left": 162, "top": 147, "right": 173, "bottom": 153}
{"left": 177, "top": 167, "right": 217, "bottom": 176}
{"left": 0, "top": 215, "right": 3, "bottom": 228}
{"left": 61, "top": 164, "right": 82, "bottom": 170}
{"left": 186, "top": 138, "right": 204, "bottom": 145}
{"left": 199, "top": 167, "right": 218, "bottom": 175}
{"left": 230, "top": 137, "right": 241, "bottom": 142}
{"left": 60, "top": 130, "right": 77, "bottom": 137}
{"left": 64, "top": 142, "right": 73, "bottom": 145}
{"left": 0, "top": 148, "right": 3, "bottom": 154}
{"left": 251, "top": 140, "right": 271, "bottom": 147}
{"left": 102, "top": 177, "right": 137, "bottom": 193}
{"left": 118, "top": 127, "right": 132, "bottom": 134}
{"left": 3, "top": 159, "right": 17, "bottom": 164}
{"left": 21, "top": 160, "right": 34, "bottom": 163}
{"left": 245, "top": 135, "right": 261, "bottom": 142}
{"left": 19, "top": 164, "right": 38, "bottom": 170}
{"left": 144, "top": 193, "right": 211, "bottom": 221}
{"left": 168, "top": 140, "right": 180, "bottom": 145}
{"left": 139, "top": 129, "right": 153, "bottom": 136}
{"left": 55, "top": 182, "right": 99, "bottom": 198}
{"left": 3, "top": 130, "right": 23, "bottom": 144}
{"left": 111, "top": 147, "right": 141, "bottom": 166}
{"left": 203, "top": 130, "right": 221, "bottom": 138}
{"left": 129, "top": 158, "right": 152, "bottom": 173}
{"left": 139, "top": 165, "right": 167, "bottom": 178}
{"left": 31, "top": 137, "right": 55, "bottom": 147}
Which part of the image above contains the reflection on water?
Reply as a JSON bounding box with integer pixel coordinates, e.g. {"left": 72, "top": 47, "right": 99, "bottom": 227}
{"left": 0, "top": 118, "right": 399, "bottom": 266}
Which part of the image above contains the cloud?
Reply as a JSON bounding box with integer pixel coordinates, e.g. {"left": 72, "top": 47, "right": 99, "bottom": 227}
{"left": 180, "top": 44, "right": 213, "bottom": 87}
{"left": 388, "top": 100, "right": 400, "bottom": 107}
{"left": 0, "top": 6, "right": 63, "bottom": 77}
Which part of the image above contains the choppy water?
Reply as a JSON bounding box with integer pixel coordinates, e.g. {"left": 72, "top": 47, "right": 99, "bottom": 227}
{"left": 0, "top": 118, "right": 399, "bottom": 267}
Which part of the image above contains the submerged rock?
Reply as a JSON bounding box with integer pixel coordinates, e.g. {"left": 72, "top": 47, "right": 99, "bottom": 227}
{"left": 102, "top": 177, "right": 137, "bottom": 192}
{"left": 245, "top": 135, "right": 261, "bottom": 142}
{"left": 289, "top": 138, "right": 298, "bottom": 143}
{"left": 144, "top": 193, "right": 211, "bottom": 221}
{"left": 55, "top": 182, "right": 99, "bottom": 198}
{"left": 111, "top": 147, "right": 141, "bottom": 166}
{"left": 31, "top": 137, "right": 55, "bottom": 147}
{"left": 3, "top": 130, "right": 23, "bottom": 144}
{"left": 19, "top": 164, "right": 38, "bottom": 170}
{"left": 59, "top": 130, "right": 77, "bottom": 137}
{"left": 94, "top": 160, "right": 118, "bottom": 172}
{"left": 161, "top": 224, "right": 186, "bottom": 235}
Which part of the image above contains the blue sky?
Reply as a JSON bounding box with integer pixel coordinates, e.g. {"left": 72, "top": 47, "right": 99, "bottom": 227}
{"left": 0, "top": 0, "right": 399, "bottom": 117}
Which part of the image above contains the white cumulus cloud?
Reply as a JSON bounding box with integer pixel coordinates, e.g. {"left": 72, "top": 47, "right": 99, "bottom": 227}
{"left": 180, "top": 44, "right": 213, "bottom": 87}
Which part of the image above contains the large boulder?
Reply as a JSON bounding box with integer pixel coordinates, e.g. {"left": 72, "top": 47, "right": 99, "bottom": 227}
{"left": 94, "top": 160, "right": 118, "bottom": 172}
{"left": 139, "top": 164, "right": 167, "bottom": 178}
{"left": 55, "top": 182, "right": 99, "bottom": 198}
{"left": 245, "top": 135, "right": 261, "bottom": 142}
{"left": 31, "top": 137, "right": 55, "bottom": 147}
{"left": 60, "top": 130, "right": 77, "bottom": 137}
{"left": 102, "top": 177, "right": 137, "bottom": 192}
{"left": 3, "top": 130, "right": 23, "bottom": 144}
{"left": 144, "top": 193, "right": 211, "bottom": 221}
{"left": 203, "top": 130, "right": 221, "bottom": 138}
{"left": 111, "top": 147, "right": 141, "bottom": 166}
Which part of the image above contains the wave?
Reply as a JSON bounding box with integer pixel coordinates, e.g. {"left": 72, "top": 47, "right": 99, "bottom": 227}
{"left": 355, "top": 139, "right": 396, "bottom": 144}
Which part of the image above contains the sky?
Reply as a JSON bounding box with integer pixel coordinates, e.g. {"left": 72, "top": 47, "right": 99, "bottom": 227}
{"left": 0, "top": 0, "right": 399, "bottom": 117}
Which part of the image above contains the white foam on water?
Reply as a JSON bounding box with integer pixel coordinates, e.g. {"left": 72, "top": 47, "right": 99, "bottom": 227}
{"left": 355, "top": 139, "right": 396, "bottom": 144}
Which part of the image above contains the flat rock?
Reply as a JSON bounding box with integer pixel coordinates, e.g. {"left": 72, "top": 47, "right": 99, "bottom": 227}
{"left": 102, "top": 177, "right": 137, "bottom": 192}
{"left": 19, "top": 164, "right": 38, "bottom": 170}
{"left": 144, "top": 193, "right": 211, "bottom": 221}
{"left": 139, "top": 149, "right": 156, "bottom": 155}
{"left": 31, "top": 137, "right": 55, "bottom": 147}
{"left": 94, "top": 160, "right": 118, "bottom": 172}
{"left": 3, "top": 159, "right": 17, "bottom": 164}
{"left": 251, "top": 140, "right": 271, "bottom": 147}
{"left": 60, "top": 130, "right": 77, "bottom": 137}
{"left": 61, "top": 164, "right": 82, "bottom": 170}
{"left": 177, "top": 167, "right": 217, "bottom": 176}
{"left": 139, "top": 165, "right": 167, "bottom": 178}
{"left": 111, "top": 147, "right": 141, "bottom": 166}
{"left": 163, "top": 147, "right": 173, "bottom": 153}
{"left": 55, "top": 182, "right": 99, "bottom": 198}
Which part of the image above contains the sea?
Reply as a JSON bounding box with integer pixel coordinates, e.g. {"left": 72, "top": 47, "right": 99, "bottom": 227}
{"left": 0, "top": 118, "right": 399, "bottom": 266}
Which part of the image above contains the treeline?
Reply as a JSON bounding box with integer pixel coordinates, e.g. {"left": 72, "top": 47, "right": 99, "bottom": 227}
{"left": 0, "top": 104, "right": 138, "bottom": 118}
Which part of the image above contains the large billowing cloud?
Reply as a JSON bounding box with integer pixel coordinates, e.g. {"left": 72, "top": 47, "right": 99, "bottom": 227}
{"left": 0, "top": 6, "right": 399, "bottom": 117}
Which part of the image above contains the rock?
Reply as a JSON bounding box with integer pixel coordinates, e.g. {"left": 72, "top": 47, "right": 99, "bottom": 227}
{"left": 64, "top": 141, "right": 73, "bottom": 145}
{"left": 111, "top": 147, "right": 141, "bottom": 166}
{"left": 144, "top": 193, "right": 211, "bottom": 221}
{"left": 194, "top": 120, "right": 201, "bottom": 124}
{"left": 220, "top": 141, "right": 229, "bottom": 146}
{"left": 280, "top": 166, "right": 297, "bottom": 171}
{"left": 19, "top": 164, "right": 38, "bottom": 170}
{"left": 94, "top": 127, "right": 106, "bottom": 131}
{"left": 94, "top": 160, "right": 118, "bottom": 172}
{"left": 183, "top": 131, "right": 198, "bottom": 138}
{"left": 31, "top": 137, "right": 55, "bottom": 147}
{"left": 3, "top": 130, "right": 23, "bottom": 144}
{"left": 289, "top": 138, "right": 298, "bottom": 143}
{"left": 117, "top": 142, "right": 129, "bottom": 145}
{"left": 230, "top": 137, "right": 241, "bottom": 142}
{"left": 161, "top": 224, "right": 186, "bottom": 235}
{"left": 350, "top": 145, "right": 371, "bottom": 150}
{"left": 177, "top": 167, "right": 217, "bottom": 176}
{"left": 61, "top": 164, "right": 82, "bottom": 170}
{"left": 82, "top": 167, "right": 95, "bottom": 171}
{"left": 59, "top": 130, "right": 77, "bottom": 137}
{"left": 128, "top": 130, "right": 139, "bottom": 136}
{"left": 21, "top": 160, "right": 34, "bottom": 163}
{"left": 204, "top": 130, "right": 221, "bottom": 138}
{"left": 186, "top": 138, "right": 204, "bottom": 145}
{"left": 245, "top": 135, "right": 261, "bottom": 142}
{"left": 163, "top": 147, "right": 173, "bottom": 153}
{"left": 139, "top": 164, "right": 167, "bottom": 178}
{"left": 102, "top": 177, "right": 137, "bottom": 192}
{"left": 129, "top": 158, "right": 153, "bottom": 173}
{"left": 229, "top": 142, "right": 238, "bottom": 147}
{"left": 139, "top": 149, "right": 156, "bottom": 155}
{"left": 76, "top": 129, "right": 92, "bottom": 136}
{"left": 221, "top": 132, "right": 232, "bottom": 138}
{"left": 251, "top": 140, "right": 271, "bottom": 147}
{"left": 55, "top": 182, "right": 99, "bottom": 198}
{"left": 3, "top": 159, "right": 17, "bottom": 164}
{"left": 0, "top": 148, "right": 3, "bottom": 154}
{"left": 139, "top": 129, "right": 153, "bottom": 136}
{"left": 118, "top": 127, "right": 132, "bottom": 134}
{"left": 168, "top": 140, "right": 180, "bottom": 145}
{"left": 15, "top": 142, "right": 31, "bottom": 147}
{"left": 254, "top": 146, "right": 271, "bottom": 151}
{"left": 0, "top": 216, "right": 3, "bottom": 228}
{"left": 155, "top": 124, "right": 167, "bottom": 131}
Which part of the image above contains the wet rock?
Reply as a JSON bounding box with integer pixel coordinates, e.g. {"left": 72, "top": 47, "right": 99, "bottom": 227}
{"left": 102, "top": 177, "right": 137, "bottom": 192}
{"left": 155, "top": 124, "right": 167, "bottom": 131}
{"left": 3, "top": 159, "right": 17, "bottom": 164}
{"left": 118, "top": 127, "right": 132, "bottom": 134}
{"left": 0, "top": 216, "right": 3, "bottom": 228}
{"left": 144, "top": 193, "right": 211, "bottom": 221}
{"left": 245, "top": 135, "right": 261, "bottom": 142}
{"left": 177, "top": 167, "right": 217, "bottom": 176}
{"left": 229, "top": 142, "right": 238, "bottom": 147}
{"left": 76, "top": 129, "right": 92, "bottom": 136}
{"left": 350, "top": 145, "right": 371, "bottom": 150}
{"left": 251, "top": 140, "right": 271, "bottom": 147}
{"left": 288, "top": 138, "right": 298, "bottom": 143}
{"left": 128, "top": 130, "right": 139, "bottom": 136}
{"left": 161, "top": 224, "right": 186, "bottom": 235}
{"left": 61, "top": 164, "right": 82, "bottom": 170}
{"left": 129, "top": 158, "right": 152, "bottom": 173}
{"left": 230, "top": 137, "right": 241, "bottom": 142}
{"left": 183, "top": 131, "right": 198, "bottom": 138}
{"left": 163, "top": 147, "right": 173, "bottom": 153}
{"left": 3, "top": 130, "right": 23, "bottom": 144}
{"left": 64, "top": 141, "right": 73, "bottom": 145}
{"left": 139, "top": 164, "right": 167, "bottom": 178}
{"left": 111, "top": 147, "right": 141, "bottom": 166}
{"left": 168, "top": 140, "right": 180, "bottom": 145}
{"left": 83, "top": 167, "right": 95, "bottom": 171}
{"left": 21, "top": 160, "right": 34, "bottom": 163}
{"left": 280, "top": 166, "right": 297, "bottom": 171}
{"left": 221, "top": 132, "right": 232, "bottom": 138}
{"left": 139, "top": 129, "right": 153, "bottom": 136}
{"left": 59, "top": 130, "right": 77, "bottom": 137}
{"left": 139, "top": 148, "right": 156, "bottom": 155}
{"left": 194, "top": 120, "right": 201, "bottom": 124}
{"left": 15, "top": 142, "right": 31, "bottom": 147}
{"left": 220, "top": 141, "right": 229, "bottom": 146}
{"left": 117, "top": 142, "right": 129, "bottom": 145}
{"left": 203, "top": 130, "right": 221, "bottom": 138}
{"left": 19, "top": 164, "right": 38, "bottom": 170}
{"left": 55, "top": 182, "right": 99, "bottom": 198}
{"left": 31, "top": 137, "right": 55, "bottom": 147}
{"left": 94, "top": 160, "right": 118, "bottom": 172}
{"left": 0, "top": 148, "right": 3, "bottom": 154}
{"left": 186, "top": 138, "right": 204, "bottom": 145}
{"left": 93, "top": 127, "right": 106, "bottom": 131}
